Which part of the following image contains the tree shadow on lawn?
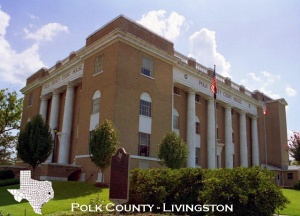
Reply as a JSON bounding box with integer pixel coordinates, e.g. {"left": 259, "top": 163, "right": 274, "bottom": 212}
{"left": 0, "top": 181, "right": 104, "bottom": 207}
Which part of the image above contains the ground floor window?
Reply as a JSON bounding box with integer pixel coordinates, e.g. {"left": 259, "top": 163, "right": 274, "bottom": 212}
{"left": 287, "top": 173, "right": 294, "bottom": 180}
{"left": 138, "top": 132, "right": 150, "bottom": 157}
{"left": 195, "top": 147, "right": 200, "bottom": 165}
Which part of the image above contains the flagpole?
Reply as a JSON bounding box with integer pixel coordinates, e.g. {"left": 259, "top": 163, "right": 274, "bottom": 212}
{"left": 262, "top": 95, "right": 268, "bottom": 167}
{"left": 214, "top": 95, "right": 218, "bottom": 168}
{"left": 210, "top": 65, "right": 218, "bottom": 169}
{"left": 213, "top": 65, "right": 217, "bottom": 168}
{"left": 264, "top": 110, "right": 268, "bottom": 167}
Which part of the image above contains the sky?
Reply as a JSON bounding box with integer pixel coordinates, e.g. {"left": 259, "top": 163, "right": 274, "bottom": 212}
{"left": 0, "top": 0, "right": 299, "bottom": 139}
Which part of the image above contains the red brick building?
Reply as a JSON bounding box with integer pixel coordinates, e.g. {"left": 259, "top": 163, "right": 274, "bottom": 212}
{"left": 18, "top": 15, "right": 290, "bottom": 184}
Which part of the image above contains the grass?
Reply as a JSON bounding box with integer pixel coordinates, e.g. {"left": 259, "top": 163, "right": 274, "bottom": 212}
{"left": 1, "top": 181, "right": 300, "bottom": 216}
{"left": 279, "top": 189, "right": 300, "bottom": 216}
{"left": 0, "top": 181, "right": 109, "bottom": 216}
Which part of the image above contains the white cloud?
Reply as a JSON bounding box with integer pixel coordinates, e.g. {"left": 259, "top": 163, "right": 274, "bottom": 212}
{"left": 188, "top": 28, "right": 231, "bottom": 77}
{"left": 248, "top": 72, "right": 261, "bottom": 82}
{"left": 0, "top": 7, "right": 68, "bottom": 86}
{"left": 138, "top": 10, "right": 186, "bottom": 42}
{"left": 285, "top": 85, "right": 297, "bottom": 97}
{"left": 240, "top": 71, "right": 282, "bottom": 99}
{"left": 0, "top": 7, "right": 10, "bottom": 36}
{"left": 24, "top": 23, "right": 69, "bottom": 42}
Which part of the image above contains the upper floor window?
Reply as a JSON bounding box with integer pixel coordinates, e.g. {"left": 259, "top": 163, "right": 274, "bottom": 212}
{"left": 173, "top": 87, "right": 180, "bottom": 95}
{"left": 92, "top": 90, "right": 101, "bottom": 114}
{"left": 94, "top": 55, "right": 104, "bottom": 75}
{"left": 141, "top": 57, "right": 153, "bottom": 77}
{"left": 140, "top": 93, "right": 152, "bottom": 117}
{"left": 28, "top": 93, "right": 33, "bottom": 106}
{"left": 138, "top": 132, "right": 150, "bottom": 157}
{"left": 195, "top": 94, "right": 201, "bottom": 103}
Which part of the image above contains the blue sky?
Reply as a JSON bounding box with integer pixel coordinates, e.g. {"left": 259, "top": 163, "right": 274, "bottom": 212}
{"left": 0, "top": 0, "right": 299, "bottom": 139}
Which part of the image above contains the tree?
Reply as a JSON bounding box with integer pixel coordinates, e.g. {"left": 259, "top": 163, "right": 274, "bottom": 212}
{"left": 158, "top": 131, "right": 188, "bottom": 169}
{"left": 89, "top": 119, "right": 119, "bottom": 182}
{"left": 17, "top": 114, "right": 53, "bottom": 172}
{"left": 0, "top": 89, "right": 23, "bottom": 165}
{"left": 288, "top": 131, "right": 300, "bottom": 162}
{"left": 0, "top": 132, "right": 17, "bottom": 165}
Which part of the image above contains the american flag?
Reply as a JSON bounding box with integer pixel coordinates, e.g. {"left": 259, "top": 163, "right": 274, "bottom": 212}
{"left": 210, "top": 65, "right": 217, "bottom": 99}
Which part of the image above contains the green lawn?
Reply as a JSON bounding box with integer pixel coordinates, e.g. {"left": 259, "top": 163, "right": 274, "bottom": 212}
{"left": 279, "top": 189, "right": 300, "bottom": 216}
{"left": 1, "top": 182, "right": 299, "bottom": 216}
{"left": 0, "top": 181, "right": 109, "bottom": 216}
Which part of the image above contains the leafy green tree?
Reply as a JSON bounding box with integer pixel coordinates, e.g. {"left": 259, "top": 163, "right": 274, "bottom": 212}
{"left": 158, "top": 131, "right": 188, "bottom": 169}
{"left": 288, "top": 131, "right": 300, "bottom": 162}
{"left": 17, "top": 114, "right": 53, "bottom": 172}
{"left": 0, "top": 89, "right": 23, "bottom": 165}
{"left": 89, "top": 119, "right": 119, "bottom": 182}
{"left": 0, "top": 132, "right": 17, "bottom": 165}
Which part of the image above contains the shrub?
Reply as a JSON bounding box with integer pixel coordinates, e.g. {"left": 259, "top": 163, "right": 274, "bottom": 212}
{"left": 0, "top": 178, "right": 19, "bottom": 187}
{"left": 200, "top": 167, "right": 290, "bottom": 216}
{"left": 294, "top": 180, "right": 300, "bottom": 190}
{"left": 0, "top": 170, "right": 15, "bottom": 180}
{"left": 129, "top": 168, "right": 206, "bottom": 215}
{"left": 129, "top": 168, "right": 170, "bottom": 208}
{"left": 129, "top": 167, "right": 289, "bottom": 216}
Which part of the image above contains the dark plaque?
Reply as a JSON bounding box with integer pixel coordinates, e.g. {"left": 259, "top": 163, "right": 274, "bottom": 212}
{"left": 109, "top": 147, "right": 130, "bottom": 204}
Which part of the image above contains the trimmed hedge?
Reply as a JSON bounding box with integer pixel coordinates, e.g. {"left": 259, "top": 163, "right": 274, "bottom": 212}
{"left": 129, "top": 167, "right": 289, "bottom": 216}
{"left": 0, "top": 170, "right": 15, "bottom": 180}
{"left": 294, "top": 180, "right": 300, "bottom": 190}
{"left": 130, "top": 168, "right": 206, "bottom": 213}
{"left": 0, "top": 178, "right": 19, "bottom": 187}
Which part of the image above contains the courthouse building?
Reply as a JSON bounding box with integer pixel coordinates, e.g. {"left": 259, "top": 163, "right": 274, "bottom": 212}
{"left": 19, "top": 15, "right": 290, "bottom": 183}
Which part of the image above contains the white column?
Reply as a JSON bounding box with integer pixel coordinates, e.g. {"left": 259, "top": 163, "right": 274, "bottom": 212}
{"left": 251, "top": 116, "right": 259, "bottom": 166}
{"left": 207, "top": 99, "right": 216, "bottom": 169}
{"left": 39, "top": 97, "right": 48, "bottom": 120}
{"left": 187, "top": 91, "right": 196, "bottom": 167}
{"left": 58, "top": 83, "right": 75, "bottom": 164}
{"left": 225, "top": 105, "right": 233, "bottom": 168}
{"left": 239, "top": 111, "right": 248, "bottom": 167}
{"left": 47, "top": 91, "right": 60, "bottom": 163}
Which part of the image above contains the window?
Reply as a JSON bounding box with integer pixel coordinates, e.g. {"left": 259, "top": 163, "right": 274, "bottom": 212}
{"left": 217, "top": 124, "right": 219, "bottom": 139}
{"left": 91, "top": 90, "right": 101, "bottom": 114}
{"left": 216, "top": 102, "right": 220, "bottom": 111}
{"left": 138, "top": 132, "right": 150, "bottom": 157}
{"left": 195, "top": 122, "right": 200, "bottom": 134}
{"left": 89, "top": 130, "right": 95, "bottom": 141}
{"left": 195, "top": 94, "right": 201, "bottom": 103}
{"left": 195, "top": 116, "right": 200, "bottom": 135}
{"left": 94, "top": 55, "right": 104, "bottom": 74}
{"left": 287, "top": 173, "right": 294, "bottom": 180}
{"left": 29, "top": 93, "right": 33, "bottom": 106}
{"left": 173, "top": 87, "right": 180, "bottom": 95}
{"left": 173, "top": 109, "right": 179, "bottom": 130}
{"left": 195, "top": 147, "right": 200, "bottom": 165}
{"left": 217, "top": 155, "right": 220, "bottom": 168}
{"left": 140, "top": 100, "right": 151, "bottom": 117}
{"left": 141, "top": 57, "right": 153, "bottom": 77}
{"left": 140, "top": 93, "right": 152, "bottom": 117}
{"left": 232, "top": 132, "right": 235, "bottom": 143}
{"left": 92, "top": 98, "right": 100, "bottom": 114}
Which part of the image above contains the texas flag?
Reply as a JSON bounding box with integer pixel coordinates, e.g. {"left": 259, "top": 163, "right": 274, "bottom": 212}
{"left": 262, "top": 96, "right": 269, "bottom": 115}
